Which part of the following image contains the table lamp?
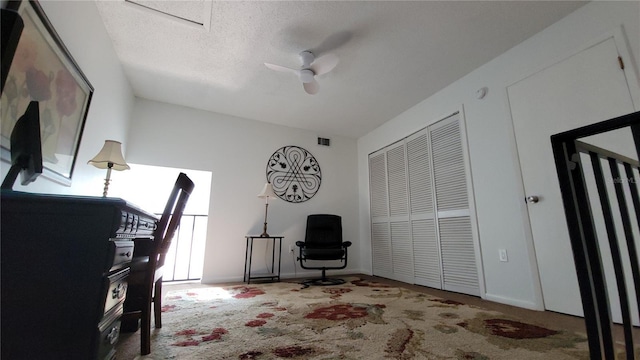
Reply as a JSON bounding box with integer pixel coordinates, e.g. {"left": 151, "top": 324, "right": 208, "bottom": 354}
{"left": 257, "top": 182, "right": 278, "bottom": 237}
{"left": 88, "top": 140, "right": 130, "bottom": 197}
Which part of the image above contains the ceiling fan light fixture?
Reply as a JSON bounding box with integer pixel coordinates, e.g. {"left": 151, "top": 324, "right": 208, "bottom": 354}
{"left": 299, "top": 69, "right": 315, "bottom": 83}
{"left": 299, "top": 51, "right": 314, "bottom": 67}
{"left": 265, "top": 49, "right": 338, "bottom": 95}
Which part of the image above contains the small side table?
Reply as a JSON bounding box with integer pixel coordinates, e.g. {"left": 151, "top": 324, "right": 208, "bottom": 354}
{"left": 244, "top": 235, "right": 284, "bottom": 284}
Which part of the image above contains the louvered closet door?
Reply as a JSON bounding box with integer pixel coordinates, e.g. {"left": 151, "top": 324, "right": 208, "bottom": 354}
{"left": 369, "top": 151, "right": 392, "bottom": 277}
{"left": 430, "top": 114, "right": 480, "bottom": 296}
{"left": 368, "top": 142, "right": 413, "bottom": 282}
{"left": 407, "top": 130, "right": 441, "bottom": 288}
{"left": 386, "top": 143, "right": 413, "bottom": 283}
{"left": 369, "top": 113, "right": 479, "bottom": 295}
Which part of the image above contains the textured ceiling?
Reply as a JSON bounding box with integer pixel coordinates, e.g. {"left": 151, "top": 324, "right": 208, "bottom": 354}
{"left": 95, "top": 1, "right": 586, "bottom": 138}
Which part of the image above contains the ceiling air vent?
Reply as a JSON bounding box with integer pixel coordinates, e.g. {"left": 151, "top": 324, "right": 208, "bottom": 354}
{"left": 317, "top": 137, "right": 331, "bottom": 147}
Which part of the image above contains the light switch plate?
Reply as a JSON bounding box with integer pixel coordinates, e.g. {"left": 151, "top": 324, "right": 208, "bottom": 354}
{"left": 499, "top": 249, "right": 508, "bottom": 262}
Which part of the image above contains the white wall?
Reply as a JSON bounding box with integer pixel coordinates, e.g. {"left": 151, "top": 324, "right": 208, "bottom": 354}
{"left": 0, "top": 1, "right": 134, "bottom": 196}
{"left": 357, "top": 1, "right": 640, "bottom": 310}
{"left": 126, "top": 99, "right": 360, "bottom": 283}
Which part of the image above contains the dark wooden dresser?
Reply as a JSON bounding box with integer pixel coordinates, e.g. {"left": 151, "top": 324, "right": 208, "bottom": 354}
{"left": 1, "top": 190, "right": 158, "bottom": 360}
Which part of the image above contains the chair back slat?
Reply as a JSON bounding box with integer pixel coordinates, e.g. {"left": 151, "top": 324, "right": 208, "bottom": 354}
{"left": 121, "top": 172, "right": 194, "bottom": 355}
{"left": 154, "top": 173, "right": 195, "bottom": 265}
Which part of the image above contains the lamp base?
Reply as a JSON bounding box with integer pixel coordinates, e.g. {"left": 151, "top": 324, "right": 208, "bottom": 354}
{"left": 260, "top": 222, "right": 269, "bottom": 237}
{"left": 102, "top": 178, "right": 111, "bottom": 197}
{"left": 102, "top": 164, "right": 113, "bottom": 197}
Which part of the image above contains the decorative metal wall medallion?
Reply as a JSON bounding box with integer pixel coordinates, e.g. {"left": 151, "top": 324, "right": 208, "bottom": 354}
{"left": 266, "top": 145, "right": 321, "bottom": 203}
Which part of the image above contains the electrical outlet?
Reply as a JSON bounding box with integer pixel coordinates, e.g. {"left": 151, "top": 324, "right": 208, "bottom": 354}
{"left": 499, "top": 249, "right": 508, "bottom": 262}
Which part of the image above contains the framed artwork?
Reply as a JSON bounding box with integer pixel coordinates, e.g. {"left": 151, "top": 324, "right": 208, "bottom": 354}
{"left": 1, "top": 0, "right": 93, "bottom": 185}
{"left": 266, "top": 145, "right": 322, "bottom": 203}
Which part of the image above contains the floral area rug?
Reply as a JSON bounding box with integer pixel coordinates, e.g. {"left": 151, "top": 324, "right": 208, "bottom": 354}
{"left": 137, "top": 278, "right": 589, "bottom": 359}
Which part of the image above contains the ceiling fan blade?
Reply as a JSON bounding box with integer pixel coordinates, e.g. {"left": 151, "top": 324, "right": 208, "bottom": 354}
{"left": 264, "top": 63, "right": 299, "bottom": 76}
{"left": 311, "top": 53, "right": 339, "bottom": 76}
{"left": 313, "top": 31, "right": 352, "bottom": 55}
{"left": 303, "top": 79, "right": 320, "bottom": 95}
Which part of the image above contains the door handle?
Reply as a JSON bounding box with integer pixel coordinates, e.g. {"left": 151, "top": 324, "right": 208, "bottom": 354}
{"left": 526, "top": 195, "right": 540, "bottom": 204}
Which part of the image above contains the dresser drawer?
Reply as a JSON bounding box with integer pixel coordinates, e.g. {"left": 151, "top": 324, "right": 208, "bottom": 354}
{"left": 104, "top": 268, "right": 129, "bottom": 316}
{"left": 97, "top": 305, "right": 122, "bottom": 360}
{"left": 108, "top": 240, "right": 134, "bottom": 272}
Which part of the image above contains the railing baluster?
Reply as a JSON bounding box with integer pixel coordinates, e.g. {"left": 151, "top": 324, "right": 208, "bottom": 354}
{"left": 160, "top": 214, "right": 206, "bottom": 282}
{"left": 591, "top": 153, "right": 634, "bottom": 359}
{"left": 624, "top": 163, "right": 640, "bottom": 232}
{"left": 610, "top": 162, "right": 640, "bottom": 325}
{"left": 187, "top": 216, "right": 197, "bottom": 280}
{"left": 553, "top": 141, "right": 613, "bottom": 359}
{"left": 552, "top": 111, "right": 639, "bottom": 359}
{"left": 171, "top": 223, "right": 181, "bottom": 281}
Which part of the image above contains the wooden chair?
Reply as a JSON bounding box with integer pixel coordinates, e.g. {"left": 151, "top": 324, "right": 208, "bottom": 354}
{"left": 121, "top": 172, "right": 195, "bottom": 355}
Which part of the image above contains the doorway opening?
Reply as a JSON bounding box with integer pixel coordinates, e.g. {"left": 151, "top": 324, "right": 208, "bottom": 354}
{"left": 110, "top": 164, "right": 212, "bottom": 281}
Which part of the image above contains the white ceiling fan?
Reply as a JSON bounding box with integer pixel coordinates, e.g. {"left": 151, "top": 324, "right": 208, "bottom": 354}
{"left": 265, "top": 51, "right": 339, "bottom": 95}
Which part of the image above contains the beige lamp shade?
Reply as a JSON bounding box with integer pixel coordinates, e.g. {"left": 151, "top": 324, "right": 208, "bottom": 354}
{"left": 88, "top": 140, "right": 130, "bottom": 170}
{"left": 257, "top": 182, "right": 277, "bottom": 199}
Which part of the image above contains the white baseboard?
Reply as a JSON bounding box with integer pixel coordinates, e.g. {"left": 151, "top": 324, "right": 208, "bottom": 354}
{"left": 199, "top": 275, "right": 244, "bottom": 284}
{"left": 280, "top": 269, "right": 362, "bottom": 280}
{"left": 199, "top": 268, "right": 370, "bottom": 285}
{"left": 483, "top": 293, "right": 544, "bottom": 311}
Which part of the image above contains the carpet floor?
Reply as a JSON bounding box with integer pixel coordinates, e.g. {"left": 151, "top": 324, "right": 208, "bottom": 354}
{"left": 115, "top": 275, "right": 618, "bottom": 360}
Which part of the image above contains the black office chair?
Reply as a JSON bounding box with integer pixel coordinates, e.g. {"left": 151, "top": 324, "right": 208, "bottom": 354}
{"left": 296, "top": 214, "right": 351, "bottom": 287}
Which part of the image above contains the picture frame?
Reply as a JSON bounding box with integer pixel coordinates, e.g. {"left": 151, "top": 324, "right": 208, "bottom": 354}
{"left": 1, "top": 0, "right": 93, "bottom": 186}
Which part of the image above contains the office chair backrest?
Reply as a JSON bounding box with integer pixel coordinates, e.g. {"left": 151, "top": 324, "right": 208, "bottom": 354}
{"left": 305, "top": 214, "right": 342, "bottom": 248}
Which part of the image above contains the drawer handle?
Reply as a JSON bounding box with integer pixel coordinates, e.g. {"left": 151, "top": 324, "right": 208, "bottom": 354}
{"left": 119, "top": 251, "right": 132, "bottom": 258}
{"left": 112, "top": 283, "right": 127, "bottom": 300}
{"left": 106, "top": 325, "right": 119, "bottom": 345}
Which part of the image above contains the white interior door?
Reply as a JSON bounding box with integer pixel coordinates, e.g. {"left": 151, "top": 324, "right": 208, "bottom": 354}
{"left": 508, "top": 35, "right": 637, "bottom": 318}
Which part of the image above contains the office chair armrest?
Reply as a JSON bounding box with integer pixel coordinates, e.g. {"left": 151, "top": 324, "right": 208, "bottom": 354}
{"left": 295, "top": 241, "right": 306, "bottom": 247}
{"left": 342, "top": 241, "right": 352, "bottom": 248}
